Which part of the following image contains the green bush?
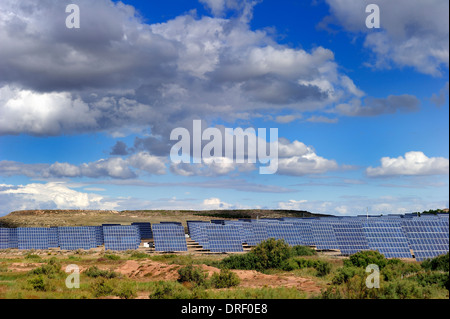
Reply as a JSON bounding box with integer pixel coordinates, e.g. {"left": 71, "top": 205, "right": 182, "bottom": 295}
{"left": 345, "top": 250, "right": 387, "bottom": 269}
{"left": 84, "top": 266, "right": 118, "bottom": 279}
{"left": 103, "top": 254, "right": 121, "bottom": 261}
{"left": 177, "top": 265, "right": 207, "bottom": 286}
{"left": 421, "top": 253, "right": 449, "bottom": 272}
{"left": 280, "top": 259, "right": 300, "bottom": 271}
{"left": 315, "top": 260, "right": 332, "bottom": 277}
{"left": 25, "top": 253, "right": 42, "bottom": 261}
{"left": 382, "top": 279, "right": 426, "bottom": 299}
{"left": 91, "top": 278, "right": 115, "bottom": 297}
{"left": 332, "top": 266, "right": 364, "bottom": 285}
{"left": 291, "top": 245, "right": 317, "bottom": 256}
{"left": 251, "top": 238, "right": 292, "bottom": 270}
{"left": 414, "top": 272, "right": 449, "bottom": 290}
{"left": 150, "top": 281, "right": 192, "bottom": 299}
{"left": 129, "top": 252, "right": 149, "bottom": 259}
{"left": 115, "top": 282, "right": 137, "bottom": 299}
{"left": 29, "top": 258, "right": 63, "bottom": 279}
{"left": 27, "top": 275, "right": 52, "bottom": 292}
{"left": 210, "top": 269, "right": 240, "bottom": 288}
{"left": 220, "top": 252, "right": 260, "bottom": 270}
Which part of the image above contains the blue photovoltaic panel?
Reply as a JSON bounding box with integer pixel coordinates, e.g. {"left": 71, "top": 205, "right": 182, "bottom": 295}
{"left": 363, "top": 221, "right": 412, "bottom": 258}
{"left": 58, "top": 227, "right": 97, "bottom": 250}
{"left": 48, "top": 227, "right": 59, "bottom": 248}
{"left": 187, "top": 221, "right": 210, "bottom": 249}
{"left": 132, "top": 222, "right": 153, "bottom": 239}
{"left": 242, "top": 222, "right": 269, "bottom": 246}
{"left": 402, "top": 219, "right": 449, "bottom": 261}
{"left": 89, "top": 226, "right": 104, "bottom": 246}
{"left": 266, "top": 222, "right": 303, "bottom": 246}
{"left": 223, "top": 220, "right": 246, "bottom": 243}
{"left": 311, "top": 220, "right": 339, "bottom": 250}
{"left": 205, "top": 224, "right": 243, "bottom": 252}
{"left": 293, "top": 221, "right": 315, "bottom": 246}
{"left": 8, "top": 228, "right": 18, "bottom": 249}
{"left": 152, "top": 224, "right": 187, "bottom": 252}
{"left": 103, "top": 226, "right": 140, "bottom": 251}
{"left": 333, "top": 221, "right": 370, "bottom": 256}
{"left": 18, "top": 228, "right": 49, "bottom": 250}
{"left": 0, "top": 228, "right": 9, "bottom": 249}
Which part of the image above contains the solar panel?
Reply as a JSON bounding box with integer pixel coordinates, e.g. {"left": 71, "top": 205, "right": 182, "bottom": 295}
{"left": 223, "top": 220, "right": 246, "bottom": 244}
{"left": 266, "top": 222, "right": 303, "bottom": 246}
{"left": 402, "top": 219, "right": 449, "bottom": 261}
{"left": 132, "top": 222, "right": 153, "bottom": 239}
{"left": 311, "top": 220, "right": 339, "bottom": 250}
{"left": 89, "top": 226, "right": 104, "bottom": 246}
{"left": 8, "top": 228, "right": 18, "bottom": 249}
{"left": 48, "top": 227, "right": 59, "bottom": 248}
{"left": 363, "top": 221, "right": 412, "bottom": 258}
{"left": 152, "top": 224, "right": 187, "bottom": 252}
{"left": 0, "top": 228, "right": 9, "bottom": 249}
{"left": 242, "top": 222, "right": 269, "bottom": 246}
{"left": 103, "top": 226, "right": 140, "bottom": 251}
{"left": 292, "top": 221, "right": 315, "bottom": 246}
{"left": 58, "top": 227, "right": 97, "bottom": 250}
{"left": 18, "top": 228, "right": 49, "bottom": 250}
{"left": 205, "top": 224, "right": 243, "bottom": 252}
{"left": 187, "top": 221, "right": 210, "bottom": 249}
{"left": 333, "top": 221, "right": 370, "bottom": 256}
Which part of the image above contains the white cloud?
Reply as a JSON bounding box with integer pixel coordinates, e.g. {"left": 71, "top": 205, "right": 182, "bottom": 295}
{"left": 277, "top": 139, "right": 339, "bottom": 176}
{"left": 0, "top": 182, "right": 118, "bottom": 214}
{"left": 202, "top": 197, "right": 234, "bottom": 209}
{"left": 324, "top": 0, "right": 449, "bottom": 76}
{"left": 367, "top": 151, "right": 449, "bottom": 177}
{"left": 128, "top": 152, "right": 167, "bottom": 175}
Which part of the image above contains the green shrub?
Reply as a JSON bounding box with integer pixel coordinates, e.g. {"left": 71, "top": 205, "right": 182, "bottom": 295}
{"left": 103, "top": 254, "right": 121, "bottom": 261}
{"left": 345, "top": 250, "right": 387, "bottom": 269}
{"left": 91, "top": 278, "right": 115, "bottom": 297}
{"left": 84, "top": 266, "right": 118, "bottom": 279}
{"left": 177, "top": 265, "right": 207, "bottom": 286}
{"left": 414, "top": 272, "right": 449, "bottom": 290}
{"left": 150, "top": 281, "right": 192, "bottom": 299}
{"left": 291, "top": 245, "right": 317, "bottom": 256}
{"left": 332, "top": 266, "right": 364, "bottom": 285}
{"left": 27, "top": 275, "right": 52, "bottom": 292}
{"left": 251, "top": 238, "right": 292, "bottom": 270}
{"left": 25, "top": 253, "right": 42, "bottom": 260}
{"left": 210, "top": 269, "right": 240, "bottom": 288}
{"left": 315, "top": 260, "right": 332, "bottom": 277}
{"left": 421, "top": 253, "right": 449, "bottom": 272}
{"left": 29, "top": 258, "right": 63, "bottom": 279}
{"left": 280, "top": 259, "right": 300, "bottom": 271}
{"left": 220, "top": 253, "right": 259, "bottom": 270}
{"left": 382, "top": 279, "right": 426, "bottom": 299}
{"left": 115, "top": 282, "right": 137, "bottom": 299}
{"left": 129, "top": 252, "right": 149, "bottom": 259}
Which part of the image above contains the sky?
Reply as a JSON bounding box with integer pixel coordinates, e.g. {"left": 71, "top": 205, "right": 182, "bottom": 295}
{"left": 0, "top": 0, "right": 448, "bottom": 216}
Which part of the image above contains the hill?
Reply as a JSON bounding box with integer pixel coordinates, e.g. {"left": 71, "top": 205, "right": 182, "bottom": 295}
{"left": 0, "top": 209, "right": 329, "bottom": 229}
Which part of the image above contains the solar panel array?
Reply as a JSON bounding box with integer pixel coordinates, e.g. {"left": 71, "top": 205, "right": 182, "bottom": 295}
{"left": 1, "top": 214, "right": 448, "bottom": 261}
{"left": 132, "top": 222, "right": 153, "bottom": 239}
{"left": 103, "top": 226, "right": 140, "bottom": 251}
{"left": 205, "top": 224, "right": 243, "bottom": 252}
{"left": 18, "top": 228, "right": 49, "bottom": 250}
{"left": 58, "top": 227, "right": 97, "bottom": 250}
{"left": 402, "top": 219, "right": 449, "bottom": 261}
{"left": 333, "top": 221, "right": 370, "bottom": 256}
{"left": 153, "top": 223, "right": 187, "bottom": 252}
{"left": 363, "top": 221, "right": 411, "bottom": 258}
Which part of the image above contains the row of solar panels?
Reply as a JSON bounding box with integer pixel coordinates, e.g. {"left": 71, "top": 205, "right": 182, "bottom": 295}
{"left": 0, "top": 225, "right": 142, "bottom": 251}
{"left": 185, "top": 215, "right": 449, "bottom": 260}
{"left": 1, "top": 215, "right": 448, "bottom": 259}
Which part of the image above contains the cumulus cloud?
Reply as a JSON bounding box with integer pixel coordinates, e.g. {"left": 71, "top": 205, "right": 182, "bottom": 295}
{"left": 110, "top": 141, "right": 129, "bottom": 156}
{"left": 323, "top": 0, "right": 449, "bottom": 76}
{"left": 366, "top": 151, "right": 449, "bottom": 177}
{"left": 0, "top": 182, "right": 118, "bottom": 214}
{"left": 1, "top": 152, "right": 167, "bottom": 180}
{"left": 0, "top": 0, "right": 369, "bottom": 138}
{"left": 277, "top": 139, "right": 339, "bottom": 176}
{"left": 202, "top": 197, "right": 234, "bottom": 209}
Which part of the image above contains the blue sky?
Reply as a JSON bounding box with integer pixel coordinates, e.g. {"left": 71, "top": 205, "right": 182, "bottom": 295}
{"left": 0, "top": 0, "right": 448, "bottom": 216}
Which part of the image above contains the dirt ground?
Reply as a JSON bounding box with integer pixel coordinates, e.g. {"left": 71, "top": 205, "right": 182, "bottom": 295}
{"left": 113, "top": 259, "right": 322, "bottom": 293}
